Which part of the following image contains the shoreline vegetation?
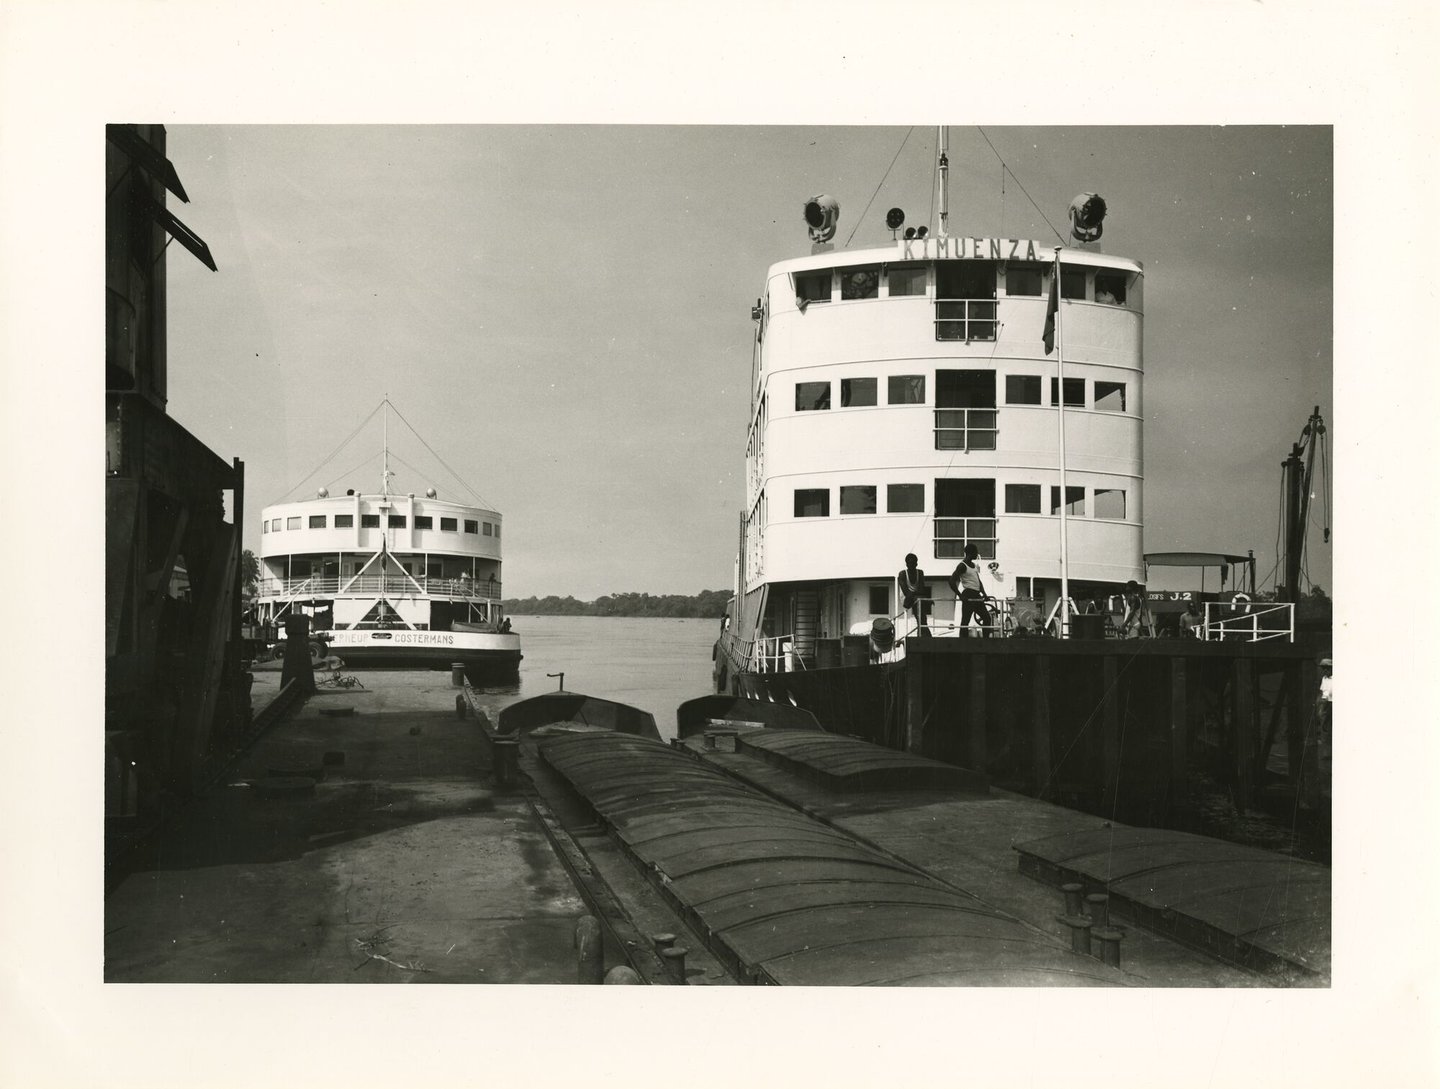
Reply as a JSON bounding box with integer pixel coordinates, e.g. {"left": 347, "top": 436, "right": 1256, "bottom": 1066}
{"left": 502, "top": 590, "right": 729, "bottom": 618}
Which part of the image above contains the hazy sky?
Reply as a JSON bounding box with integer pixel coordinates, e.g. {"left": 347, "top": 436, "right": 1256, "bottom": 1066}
{"left": 164, "top": 125, "right": 1332, "bottom": 598}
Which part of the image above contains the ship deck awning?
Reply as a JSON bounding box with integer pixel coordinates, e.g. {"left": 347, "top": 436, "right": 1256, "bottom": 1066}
{"left": 1144, "top": 551, "right": 1253, "bottom": 568}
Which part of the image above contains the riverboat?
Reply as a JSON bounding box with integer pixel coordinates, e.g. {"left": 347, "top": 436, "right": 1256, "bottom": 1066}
{"left": 712, "top": 130, "right": 1327, "bottom": 834}
{"left": 253, "top": 401, "right": 521, "bottom": 682}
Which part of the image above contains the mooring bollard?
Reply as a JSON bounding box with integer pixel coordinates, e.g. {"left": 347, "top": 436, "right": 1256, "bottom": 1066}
{"left": 651, "top": 933, "right": 677, "bottom": 953}
{"left": 660, "top": 945, "right": 689, "bottom": 985}
{"left": 1094, "top": 927, "right": 1124, "bottom": 968}
{"left": 1058, "top": 914, "right": 1092, "bottom": 956}
{"left": 451, "top": 662, "right": 466, "bottom": 687}
{"left": 1061, "top": 882, "right": 1085, "bottom": 916}
{"left": 455, "top": 694, "right": 466, "bottom": 718}
{"left": 493, "top": 736, "right": 519, "bottom": 788}
{"left": 604, "top": 966, "right": 642, "bottom": 985}
{"left": 1086, "top": 893, "right": 1110, "bottom": 928}
{"left": 576, "top": 916, "right": 603, "bottom": 984}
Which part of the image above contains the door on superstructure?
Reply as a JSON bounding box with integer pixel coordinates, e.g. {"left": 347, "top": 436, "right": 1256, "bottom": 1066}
{"left": 934, "top": 478, "right": 997, "bottom": 561}
{"left": 934, "top": 369, "right": 997, "bottom": 451}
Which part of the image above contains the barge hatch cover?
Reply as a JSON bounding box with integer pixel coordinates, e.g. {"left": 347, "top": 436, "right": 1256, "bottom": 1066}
{"left": 735, "top": 729, "right": 988, "bottom": 793}
{"left": 1015, "top": 827, "right": 1330, "bottom": 979}
{"left": 538, "top": 732, "right": 1120, "bottom": 986}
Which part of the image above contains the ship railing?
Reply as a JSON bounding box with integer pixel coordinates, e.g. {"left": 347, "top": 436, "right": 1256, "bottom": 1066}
{"left": 933, "top": 407, "right": 998, "bottom": 452}
{"left": 256, "top": 575, "right": 502, "bottom": 601}
{"left": 1201, "top": 600, "right": 1294, "bottom": 643}
{"left": 738, "top": 634, "right": 802, "bottom": 674}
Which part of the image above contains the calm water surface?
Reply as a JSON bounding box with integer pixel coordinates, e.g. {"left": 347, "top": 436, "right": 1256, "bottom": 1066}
{"left": 465, "top": 615, "right": 720, "bottom": 740}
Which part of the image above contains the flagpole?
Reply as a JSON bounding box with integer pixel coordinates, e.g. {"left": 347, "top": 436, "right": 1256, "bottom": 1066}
{"left": 1054, "top": 247, "right": 1071, "bottom": 638}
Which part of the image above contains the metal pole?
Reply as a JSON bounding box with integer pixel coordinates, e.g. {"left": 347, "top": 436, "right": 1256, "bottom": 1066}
{"left": 1055, "top": 248, "right": 1070, "bottom": 637}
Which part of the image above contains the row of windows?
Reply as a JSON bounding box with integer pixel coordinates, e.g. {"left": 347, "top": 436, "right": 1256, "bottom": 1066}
{"left": 792, "top": 483, "right": 1126, "bottom": 520}
{"left": 796, "top": 374, "right": 1128, "bottom": 413}
{"left": 263, "top": 514, "right": 499, "bottom": 536}
{"left": 794, "top": 261, "right": 1131, "bottom": 307}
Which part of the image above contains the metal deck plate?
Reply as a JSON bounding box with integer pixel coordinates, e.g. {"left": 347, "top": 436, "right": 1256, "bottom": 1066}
{"left": 539, "top": 732, "right": 1116, "bottom": 986}
{"left": 736, "top": 730, "right": 988, "bottom": 793}
{"left": 1014, "top": 826, "right": 1329, "bottom": 978}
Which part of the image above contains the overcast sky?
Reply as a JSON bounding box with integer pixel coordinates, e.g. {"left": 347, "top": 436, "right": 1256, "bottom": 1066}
{"left": 163, "top": 125, "right": 1332, "bottom": 598}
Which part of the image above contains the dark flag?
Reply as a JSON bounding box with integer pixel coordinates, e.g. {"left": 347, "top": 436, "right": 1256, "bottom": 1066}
{"left": 1042, "top": 269, "right": 1059, "bottom": 354}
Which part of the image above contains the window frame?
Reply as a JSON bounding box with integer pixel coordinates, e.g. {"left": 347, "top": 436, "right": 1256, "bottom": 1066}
{"left": 887, "top": 483, "right": 924, "bottom": 513}
{"left": 795, "top": 381, "right": 832, "bottom": 412}
{"left": 840, "top": 377, "right": 877, "bottom": 407}
{"left": 793, "top": 488, "right": 831, "bottom": 518}
{"left": 888, "top": 374, "right": 926, "bottom": 405}
{"left": 839, "top": 484, "right": 877, "bottom": 515}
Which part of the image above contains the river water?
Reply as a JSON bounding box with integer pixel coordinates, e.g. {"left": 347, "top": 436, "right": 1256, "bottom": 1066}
{"left": 464, "top": 615, "right": 720, "bottom": 740}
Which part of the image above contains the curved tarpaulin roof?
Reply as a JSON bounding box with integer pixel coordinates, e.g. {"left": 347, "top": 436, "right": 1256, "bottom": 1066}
{"left": 1144, "top": 551, "right": 1254, "bottom": 567}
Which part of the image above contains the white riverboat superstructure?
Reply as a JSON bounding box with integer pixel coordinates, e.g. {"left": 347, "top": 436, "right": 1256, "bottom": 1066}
{"left": 725, "top": 148, "right": 1145, "bottom": 674}
{"left": 254, "top": 405, "right": 521, "bottom": 680}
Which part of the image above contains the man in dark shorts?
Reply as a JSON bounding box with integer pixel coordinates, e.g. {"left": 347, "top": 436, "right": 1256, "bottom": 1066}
{"left": 947, "top": 542, "right": 993, "bottom": 637}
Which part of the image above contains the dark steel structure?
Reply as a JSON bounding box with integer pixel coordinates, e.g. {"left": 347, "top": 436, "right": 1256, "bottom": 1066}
{"left": 105, "top": 124, "right": 246, "bottom": 827}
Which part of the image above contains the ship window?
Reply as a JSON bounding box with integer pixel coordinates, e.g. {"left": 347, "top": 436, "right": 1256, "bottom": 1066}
{"left": 309, "top": 515, "right": 326, "bottom": 529}
{"left": 272, "top": 519, "right": 282, "bottom": 531}
{"left": 1095, "top": 381, "right": 1127, "bottom": 412}
{"left": 1060, "top": 267, "right": 1086, "bottom": 300}
{"left": 361, "top": 514, "right": 380, "bottom": 528}
{"left": 1094, "top": 272, "right": 1127, "bottom": 305}
{"left": 794, "top": 489, "right": 830, "bottom": 518}
{"left": 869, "top": 585, "right": 890, "bottom": 614}
{"left": 1006, "top": 375, "right": 1042, "bottom": 404}
{"left": 261, "top": 521, "right": 268, "bottom": 533}
{"left": 1005, "top": 263, "right": 1044, "bottom": 296}
{"left": 1050, "top": 377, "right": 1085, "bottom": 407}
{"left": 388, "top": 515, "right": 407, "bottom": 528}
{"left": 483, "top": 522, "right": 493, "bottom": 536}
{"left": 464, "top": 519, "right": 479, "bottom": 534}
{"left": 494, "top": 524, "right": 500, "bottom": 538}
{"left": 414, "top": 516, "right": 433, "bottom": 530}
{"left": 934, "top": 478, "right": 996, "bottom": 559}
{"left": 1094, "top": 488, "right": 1126, "bottom": 519}
{"left": 888, "top": 375, "right": 925, "bottom": 404}
{"left": 1005, "top": 484, "right": 1042, "bottom": 513}
{"left": 840, "top": 485, "right": 877, "bottom": 515}
{"left": 841, "top": 377, "right": 876, "bottom": 407}
{"left": 1050, "top": 486, "right": 1086, "bottom": 516}
{"left": 795, "top": 270, "right": 832, "bottom": 305}
{"left": 335, "top": 514, "right": 354, "bottom": 528}
{"left": 287, "top": 516, "right": 301, "bottom": 530}
{"left": 888, "top": 483, "right": 924, "bottom": 513}
{"left": 886, "top": 263, "right": 926, "bottom": 297}
{"left": 840, "top": 265, "right": 879, "bottom": 300}
{"left": 795, "top": 381, "right": 831, "bottom": 411}
{"left": 441, "top": 517, "right": 458, "bottom": 531}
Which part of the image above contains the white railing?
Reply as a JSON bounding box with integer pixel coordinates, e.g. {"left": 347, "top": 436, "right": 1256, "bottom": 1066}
{"left": 257, "top": 575, "right": 501, "bottom": 601}
{"left": 1202, "top": 600, "right": 1295, "bottom": 643}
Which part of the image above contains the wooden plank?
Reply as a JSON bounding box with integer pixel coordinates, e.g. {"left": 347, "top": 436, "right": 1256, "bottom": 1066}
{"left": 1099, "top": 655, "right": 1120, "bottom": 814}
{"left": 1032, "top": 654, "right": 1052, "bottom": 796}
{"left": 967, "top": 654, "right": 987, "bottom": 772}
{"left": 1169, "top": 656, "right": 1189, "bottom": 810}
{"left": 1234, "top": 658, "right": 1255, "bottom": 811}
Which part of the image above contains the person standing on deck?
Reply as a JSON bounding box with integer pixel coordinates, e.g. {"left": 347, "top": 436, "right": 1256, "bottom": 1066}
{"left": 1119, "top": 580, "right": 1150, "bottom": 638}
{"left": 947, "top": 543, "right": 993, "bottom": 637}
{"left": 897, "top": 553, "right": 931, "bottom": 638}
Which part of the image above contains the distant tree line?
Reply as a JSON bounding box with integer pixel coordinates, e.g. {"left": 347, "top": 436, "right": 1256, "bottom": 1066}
{"left": 503, "top": 589, "right": 730, "bottom": 618}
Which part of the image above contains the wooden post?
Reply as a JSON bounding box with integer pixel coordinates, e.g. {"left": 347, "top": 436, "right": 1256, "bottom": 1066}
{"left": 1100, "top": 655, "right": 1120, "bottom": 815}
{"left": 968, "top": 653, "right": 987, "bottom": 772}
{"left": 1298, "top": 655, "right": 1321, "bottom": 809}
{"left": 1031, "top": 654, "right": 1052, "bottom": 797}
{"left": 1169, "top": 656, "right": 1189, "bottom": 813}
{"left": 904, "top": 649, "right": 926, "bottom": 755}
{"left": 1234, "top": 657, "right": 1255, "bottom": 812}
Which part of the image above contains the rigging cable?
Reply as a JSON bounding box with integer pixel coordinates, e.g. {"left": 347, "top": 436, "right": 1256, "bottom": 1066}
{"left": 843, "top": 127, "right": 915, "bottom": 249}
{"left": 975, "top": 128, "right": 1067, "bottom": 245}
{"left": 275, "top": 399, "right": 386, "bottom": 503}
{"left": 385, "top": 400, "right": 493, "bottom": 509}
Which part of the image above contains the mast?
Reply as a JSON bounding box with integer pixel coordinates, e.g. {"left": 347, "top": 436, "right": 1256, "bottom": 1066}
{"left": 1054, "top": 247, "right": 1071, "bottom": 635}
{"left": 937, "top": 126, "right": 950, "bottom": 238}
{"left": 382, "top": 397, "right": 391, "bottom": 496}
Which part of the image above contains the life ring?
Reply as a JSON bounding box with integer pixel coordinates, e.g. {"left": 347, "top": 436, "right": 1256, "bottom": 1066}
{"left": 1230, "top": 592, "right": 1252, "bottom": 614}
